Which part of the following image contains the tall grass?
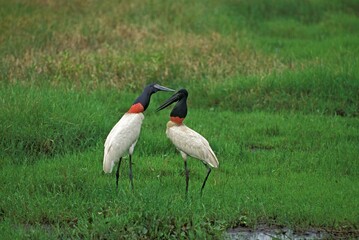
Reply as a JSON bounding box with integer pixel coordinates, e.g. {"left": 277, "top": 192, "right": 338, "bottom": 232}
{"left": 1, "top": 0, "right": 358, "bottom": 90}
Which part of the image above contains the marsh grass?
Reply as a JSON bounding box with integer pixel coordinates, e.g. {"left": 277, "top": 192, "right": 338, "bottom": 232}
{"left": 1, "top": 0, "right": 359, "bottom": 238}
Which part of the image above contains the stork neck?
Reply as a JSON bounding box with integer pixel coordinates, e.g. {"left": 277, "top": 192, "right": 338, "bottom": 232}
{"left": 128, "top": 88, "right": 152, "bottom": 113}
{"left": 170, "top": 96, "right": 187, "bottom": 124}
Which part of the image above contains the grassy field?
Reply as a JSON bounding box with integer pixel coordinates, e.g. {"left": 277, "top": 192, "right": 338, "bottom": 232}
{"left": 1, "top": 0, "right": 359, "bottom": 238}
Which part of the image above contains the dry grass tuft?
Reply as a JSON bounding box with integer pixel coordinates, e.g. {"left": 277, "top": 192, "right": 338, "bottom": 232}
{"left": 1, "top": 0, "right": 294, "bottom": 90}
{"left": 2, "top": 27, "right": 287, "bottom": 89}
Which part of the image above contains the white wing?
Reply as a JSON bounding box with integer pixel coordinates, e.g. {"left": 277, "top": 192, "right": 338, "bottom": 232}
{"left": 103, "top": 113, "right": 144, "bottom": 173}
{"left": 166, "top": 124, "right": 219, "bottom": 168}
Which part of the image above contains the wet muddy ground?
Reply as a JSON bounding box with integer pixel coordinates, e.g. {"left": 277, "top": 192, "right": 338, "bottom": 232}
{"left": 226, "top": 224, "right": 359, "bottom": 239}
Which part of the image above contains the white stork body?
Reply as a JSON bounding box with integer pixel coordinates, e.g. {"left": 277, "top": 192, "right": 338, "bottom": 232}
{"left": 103, "top": 113, "right": 144, "bottom": 173}
{"left": 166, "top": 121, "right": 218, "bottom": 168}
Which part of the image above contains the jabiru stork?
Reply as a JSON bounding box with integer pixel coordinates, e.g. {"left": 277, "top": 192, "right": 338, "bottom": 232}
{"left": 156, "top": 89, "right": 219, "bottom": 195}
{"left": 103, "top": 83, "right": 174, "bottom": 190}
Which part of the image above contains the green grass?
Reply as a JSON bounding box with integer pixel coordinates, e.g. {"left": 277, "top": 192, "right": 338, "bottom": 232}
{"left": 1, "top": 0, "right": 359, "bottom": 238}
{"left": 1, "top": 87, "right": 358, "bottom": 238}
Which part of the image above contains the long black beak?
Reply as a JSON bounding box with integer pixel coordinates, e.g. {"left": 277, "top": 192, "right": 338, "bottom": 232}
{"left": 154, "top": 84, "right": 175, "bottom": 92}
{"left": 156, "top": 91, "right": 181, "bottom": 112}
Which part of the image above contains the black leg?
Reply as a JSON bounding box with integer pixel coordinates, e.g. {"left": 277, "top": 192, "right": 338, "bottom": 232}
{"left": 116, "top": 157, "right": 122, "bottom": 190}
{"left": 200, "top": 166, "right": 211, "bottom": 196}
{"left": 184, "top": 160, "right": 189, "bottom": 196}
{"left": 129, "top": 154, "right": 134, "bottom": 191}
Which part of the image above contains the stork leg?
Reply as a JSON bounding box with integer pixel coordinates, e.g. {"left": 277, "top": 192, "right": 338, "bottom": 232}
{"left": 200, "top": 165, "right": 212, "bottom": 196}
{"left": 184, "top": 159, "right": 189, "bottom": 196}
{"left": 129, "top": 154, "right": 134, "bottom": 191}
{"left": 116, "top": 157, "right": 123, "bottom": 190}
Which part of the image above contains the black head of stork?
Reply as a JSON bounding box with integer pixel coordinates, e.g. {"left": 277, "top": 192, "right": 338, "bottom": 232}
{"left": 156, "top": 89, "right": 188, "bottom": 124}
{"left": 128, "top": 83, "right": 174, "bottom": 113}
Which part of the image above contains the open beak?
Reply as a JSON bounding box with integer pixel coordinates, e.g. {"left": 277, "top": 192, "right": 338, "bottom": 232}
{"left": 154, "top": 84, "right": 175, "bottom": 92}
{"left": 156, "top": 91, "right": 181, "bottom": 112}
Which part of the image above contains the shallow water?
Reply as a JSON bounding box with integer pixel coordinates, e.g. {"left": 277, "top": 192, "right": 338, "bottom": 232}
{"left": 226, "top": 226, "right": 327, "bottom": 240}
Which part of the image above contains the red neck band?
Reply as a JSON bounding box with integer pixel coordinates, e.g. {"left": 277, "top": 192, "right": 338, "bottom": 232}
{"left": 127, "top": 103, "right": 145, "bottom": 113}
{"left": 170, "top": 116, "right": 185, "bottom": 125}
